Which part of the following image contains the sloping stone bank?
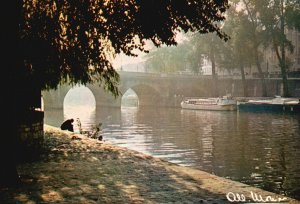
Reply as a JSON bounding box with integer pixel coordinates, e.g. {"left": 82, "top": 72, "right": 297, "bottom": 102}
{"left": 1, "top": 125, "right": 299, "bottom": 204}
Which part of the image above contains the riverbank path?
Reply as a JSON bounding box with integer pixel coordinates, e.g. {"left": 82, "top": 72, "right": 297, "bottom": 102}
{"left": 1, "top": 125, "right": 299, "bottom": 203}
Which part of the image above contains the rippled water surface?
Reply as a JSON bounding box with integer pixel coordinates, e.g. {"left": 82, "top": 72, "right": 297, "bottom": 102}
{"left": 45, "top": 106, "right": 300, "bottom": 200}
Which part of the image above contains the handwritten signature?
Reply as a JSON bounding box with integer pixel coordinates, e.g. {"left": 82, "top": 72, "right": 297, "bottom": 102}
{"left": 226, "top": 191, "right": 288, "bottom": 203}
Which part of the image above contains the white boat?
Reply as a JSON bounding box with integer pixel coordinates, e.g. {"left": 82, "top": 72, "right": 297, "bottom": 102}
{"left": 181, "top": 95, "right": 237, "bottom": 111}
{"left": 246, "top": 96, "right": 299, "bottom": 105}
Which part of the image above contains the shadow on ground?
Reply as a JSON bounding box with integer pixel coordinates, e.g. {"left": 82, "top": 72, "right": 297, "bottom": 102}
{"left": 1, "top": 126, "right": 296, "bottom": 204}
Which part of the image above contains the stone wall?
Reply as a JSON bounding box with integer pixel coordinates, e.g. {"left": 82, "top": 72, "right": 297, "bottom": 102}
{"left": 230, "top": 78, "right": 300, "bottom": 97}
{"left": 17, "top": 110, "right": 44, "bottom": 160}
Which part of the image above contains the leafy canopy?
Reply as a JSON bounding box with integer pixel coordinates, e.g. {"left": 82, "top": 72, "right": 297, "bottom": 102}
{"left": 19, "top": 0, "right": 229, "bottom": 96}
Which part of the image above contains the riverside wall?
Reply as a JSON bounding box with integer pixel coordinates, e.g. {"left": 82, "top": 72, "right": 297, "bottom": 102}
{"left": 229, "top": 78, "right": 300, "bottom": 97}
{"left": 17, "top": 110, "right": 44, "bottom": 160}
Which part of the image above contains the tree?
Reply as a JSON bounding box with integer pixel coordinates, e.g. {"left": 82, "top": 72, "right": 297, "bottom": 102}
{"left": 241, "top": 0, "right": 269, "bottom": 96}
{"left": 2, "top": 0, "right": 229, "bottom": 186}
{"left": 244, "top": 0, "right": 300, "bottom": 97}
{"left": 17, "top": 0, "right": 229, "bottom": 93}
{"left": 260, "top": 0, "right": 300, "bottom": 97}
{"left": 144, "top": 43, "right": 190, "bottom": 74}
{"left": 188, "top": 6, "right": 254, "bottom": 97}
{"left": 187, "top": 32, "right": 226, "bottom": 96}
{"left": 231, "top": 13, "right": 254, "bottom": 97}
{"left": 218, "top": 4, "right": 256, "bottom": 97}
{"left": 185, "top": 40, "right": 205, "bottom": 75}
{"left": 143, "top": 34, "right": 207, "bottom": 75}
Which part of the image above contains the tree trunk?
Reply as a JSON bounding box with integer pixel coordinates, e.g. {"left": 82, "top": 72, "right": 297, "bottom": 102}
{"left": 1, "top": 0, "right": 22, "bottom": 186}
{"left": 254, "top": 46, "right": 267, "bottom": 96}
{"left": 210, "top": 48, "right": 219, "bottom": 97}
{"left": 240, "top": 64, "right": 248, "bottom": 97}
{"left": 272, "top": 1, "right": 289, "bottom": 97}
{"left": 273, "top": 42, "right": 289, "bottom": 97}
{"left": 243, "top": 0, "right": 267, "bottom": 97}
{"left": 279, "top": 64, "right": 289, "bottom": 97}
{"left": 0, "top": 127, "right": 20, "bottom": 187}
{"left": 279, "top": 0, "right": 289, "bottom": 97}
{"left": 278, "top": 41, "right": 289, "bottom": 96}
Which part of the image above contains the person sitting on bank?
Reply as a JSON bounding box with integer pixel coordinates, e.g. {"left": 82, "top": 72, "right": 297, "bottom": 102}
{"left": 60, "top": 118, "right": 74, "bottom": 132}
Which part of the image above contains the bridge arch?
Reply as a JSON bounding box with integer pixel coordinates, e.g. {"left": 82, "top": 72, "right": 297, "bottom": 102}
{"left": 63, "top": 86, "right": 96, "bottom": 109}
{"left": 121, "top": 88, "right": 139, "bottom": 107}
{"left": 120, "top": 84, "right": 163, "bottom": 107}
{"left": 63, "top": 86, "right": 96, "bottom": 131}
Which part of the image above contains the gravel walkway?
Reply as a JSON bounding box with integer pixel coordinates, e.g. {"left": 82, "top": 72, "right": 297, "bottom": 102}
{"left": 1, "top": 125, "right": 299, "bottom": 204}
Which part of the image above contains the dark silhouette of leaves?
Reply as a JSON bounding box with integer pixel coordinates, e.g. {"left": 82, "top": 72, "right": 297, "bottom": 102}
{"left": 17, "top": 0, "right": 229, "bottom": 96}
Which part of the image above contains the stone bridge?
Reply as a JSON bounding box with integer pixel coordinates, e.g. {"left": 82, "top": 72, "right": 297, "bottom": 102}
{"left": 42, "top": 71, "right": 300, "bottom": 109}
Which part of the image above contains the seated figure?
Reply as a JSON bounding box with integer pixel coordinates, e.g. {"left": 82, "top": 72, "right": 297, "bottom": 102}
{"left": 60, "top": 118, "right": 74, "bottom": 132}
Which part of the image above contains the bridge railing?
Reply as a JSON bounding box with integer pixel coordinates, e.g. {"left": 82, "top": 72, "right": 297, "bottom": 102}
{"left": 118, "top": 71, "right": 300, "bottom": 80}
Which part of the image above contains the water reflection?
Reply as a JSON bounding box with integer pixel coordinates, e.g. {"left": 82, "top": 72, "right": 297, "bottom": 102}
{"left": 45, "top": 106, "right": 300, "bottom": 200}
{"left": 64, "top": 106, "right": 96, "bottom": 132}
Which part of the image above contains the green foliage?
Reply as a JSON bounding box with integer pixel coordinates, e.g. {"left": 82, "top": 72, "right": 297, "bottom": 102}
{"left": 184, "top": 34, "right": 211, "bottom": 74}
{"left": 144, "top": 0, "right": 300, "bottom": 84}
{"left": 17, "top": 0, "right": 230, "bottom": 97}
{"left": 286, "top": 2, "right": 300, "bottom": 31}
{"left": 144, "top": 30, "right": 232, "bottom": 75}
{"left": 251, "top": 0, "right": 300, "bottom": 96}
{"left": 144, "top": 43, "right": 191, "bottom": 73}
{"left": 219, "top": 5, "right": 256, "bottom": 71}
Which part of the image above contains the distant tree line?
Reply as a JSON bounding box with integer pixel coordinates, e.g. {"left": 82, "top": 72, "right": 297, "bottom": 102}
{"left": 144, "top": 0, "right": 300, "bottom": 97}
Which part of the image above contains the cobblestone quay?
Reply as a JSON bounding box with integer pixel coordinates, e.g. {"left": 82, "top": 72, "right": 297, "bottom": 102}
{"left": 1, "top": 125, "right": 299, "bottom": 204}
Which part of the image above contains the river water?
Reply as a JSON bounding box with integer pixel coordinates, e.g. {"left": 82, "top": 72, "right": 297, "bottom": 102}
{"left": 44, "top": 106, "right": 300, "bottom": 200}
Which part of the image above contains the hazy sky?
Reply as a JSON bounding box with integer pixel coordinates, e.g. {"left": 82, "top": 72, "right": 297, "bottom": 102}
{"left": 113, "top": 52, "right": 147, "bottom": 68}
{"left": 112, "top": 32, "right": 188, "bottom": 68}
